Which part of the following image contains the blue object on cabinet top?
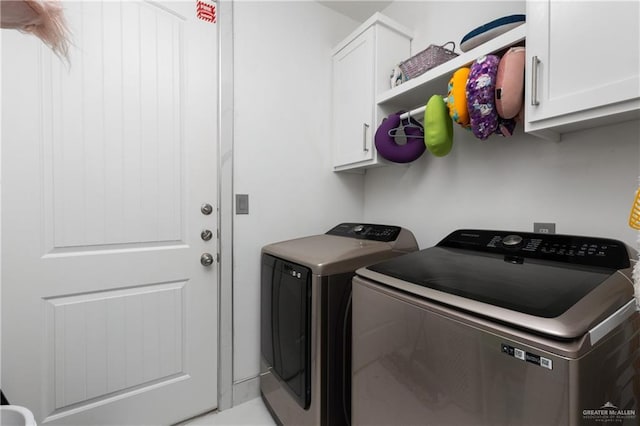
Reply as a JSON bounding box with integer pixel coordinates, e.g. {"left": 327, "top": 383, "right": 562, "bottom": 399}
{"left": 460, "top": 14, "right": 526, "bottom": 52}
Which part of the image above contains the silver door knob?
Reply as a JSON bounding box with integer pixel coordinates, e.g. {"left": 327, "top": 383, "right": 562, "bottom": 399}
{"left": 201, "top": 203, "right": 213, "bottom": 215}
{"left": 201, "top": 229, "right": 213, "bottom": 241}
{"left": 200, "top": 253, "right": 214, "bottom": 266}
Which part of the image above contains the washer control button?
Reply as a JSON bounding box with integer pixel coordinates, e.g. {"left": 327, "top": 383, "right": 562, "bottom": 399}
{"left": 502, "top": 234, "right": 523, "bottom": 247}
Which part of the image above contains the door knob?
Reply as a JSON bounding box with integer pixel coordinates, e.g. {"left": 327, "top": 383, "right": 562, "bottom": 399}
{"left": 201, "top": 203, "right": 213, "bottom": 215}
{"left": 200, "top": 253, "right": 214, "bottom": 266}
{"left": 201, "top": 229, "right": 213, "bottom": 241}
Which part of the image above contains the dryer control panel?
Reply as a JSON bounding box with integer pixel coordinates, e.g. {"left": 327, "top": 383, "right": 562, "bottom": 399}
{"left": 439, "top": 229, "right": 631, "bottom": 269}
{"left": 326, "top": 223, "right": 402, "bottom": 242}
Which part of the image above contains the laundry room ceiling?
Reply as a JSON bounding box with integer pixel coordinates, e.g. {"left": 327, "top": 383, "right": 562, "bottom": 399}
{"left": 318, "top": 0, "right": 393, "bottom": 22}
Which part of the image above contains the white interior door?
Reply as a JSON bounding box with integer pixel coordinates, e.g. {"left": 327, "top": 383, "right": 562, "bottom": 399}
{"left": 1, "top": 1, "right": 219, "bottom": 424}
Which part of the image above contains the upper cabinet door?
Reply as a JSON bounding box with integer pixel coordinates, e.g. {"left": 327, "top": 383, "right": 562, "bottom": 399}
{"left": 525, "top": 0, "right": 640, "bottom": 140}
{"left": 332, "top": 28, "right": 376, "bottom": 169}
{"left": 331, "top": 14, "right": 412, "bottom": 172}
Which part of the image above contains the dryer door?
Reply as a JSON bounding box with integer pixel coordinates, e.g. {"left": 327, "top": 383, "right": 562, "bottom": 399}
{"left": 261, "top": 254, "right": 312, "bottom": 409}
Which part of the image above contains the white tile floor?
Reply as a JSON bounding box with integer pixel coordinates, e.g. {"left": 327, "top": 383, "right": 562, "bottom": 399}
{"left": 184, "top": 398, "right": 276, "bottom": 426}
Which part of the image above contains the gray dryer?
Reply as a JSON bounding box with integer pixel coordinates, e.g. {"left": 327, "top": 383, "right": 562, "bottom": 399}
{"left": 260, "top": 223, "right": 418, "bottom": 426}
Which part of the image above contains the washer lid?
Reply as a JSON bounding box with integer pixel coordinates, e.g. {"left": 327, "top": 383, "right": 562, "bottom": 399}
{"left": 360, "top": 229, "right": 635, "bottom": 339}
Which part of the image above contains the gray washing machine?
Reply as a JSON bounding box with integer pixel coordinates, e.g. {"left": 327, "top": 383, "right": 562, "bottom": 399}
{"left": 352, "top": 229, "right": 639, "bottom": 425}
{"left": 260, "top": 223, "right": 418, "bottom": 426}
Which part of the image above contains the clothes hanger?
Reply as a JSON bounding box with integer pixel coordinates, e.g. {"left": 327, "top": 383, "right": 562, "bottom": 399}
{"left": 387, "top": 113, "right": 424, "bottom": 139}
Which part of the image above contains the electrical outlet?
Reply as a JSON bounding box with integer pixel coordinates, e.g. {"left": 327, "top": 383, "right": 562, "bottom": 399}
{"left": 534, "top": 222, "right": 556, "bottom": 234}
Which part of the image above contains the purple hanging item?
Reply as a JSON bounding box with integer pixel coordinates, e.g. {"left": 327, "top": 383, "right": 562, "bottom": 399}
{"left": 374, "top": 112, "right": 426, "bottom": 163}
{"left": 496, "top": 117, "right": 517, "bottom": 137}
{"left": 466, "top": 55, "right": 500, "bottom": 140}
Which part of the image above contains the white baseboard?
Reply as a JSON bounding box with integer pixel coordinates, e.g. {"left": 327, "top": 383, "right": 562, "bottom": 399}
{"left": 232, "top": 376, "right": 260, "bottom": 406}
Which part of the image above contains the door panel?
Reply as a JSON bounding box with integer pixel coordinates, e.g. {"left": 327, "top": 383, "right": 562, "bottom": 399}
{"left": 44, "top": 1, "right": 184, "bottom": 250}
{"left": 526, "top": 1, "right": 640, "bottom": 122}
{"left": 2, "top": 1, "right": 218, "bottom": 424}
{"left": 332, "top": 29, "right": 374, "bottom": 167}
{"left": 45, "top": 281, "right": 185, "bottom": 409}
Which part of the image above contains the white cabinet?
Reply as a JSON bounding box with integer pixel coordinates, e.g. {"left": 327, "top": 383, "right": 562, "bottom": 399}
{"left": 332, "top": 13, "right": 411, "bottom": 172}
{"left": 525, "top": 0, "right": 640, "bottom": 141}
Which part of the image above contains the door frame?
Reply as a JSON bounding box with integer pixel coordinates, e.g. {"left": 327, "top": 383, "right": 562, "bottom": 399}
{"left": 217, "top": 0, "right": 234, "bottom": 412}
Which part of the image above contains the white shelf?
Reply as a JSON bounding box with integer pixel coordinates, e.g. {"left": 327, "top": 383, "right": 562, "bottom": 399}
{"left": 376, "top": 24, "right": 526, "bottom": 111}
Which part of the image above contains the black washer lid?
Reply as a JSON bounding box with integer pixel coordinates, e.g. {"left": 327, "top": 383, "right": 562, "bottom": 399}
{"left": 361, "top": 230, "right": 635, "bottom": 339}
{"left": 367, "top": 246, "right": 613, "bottom": 318}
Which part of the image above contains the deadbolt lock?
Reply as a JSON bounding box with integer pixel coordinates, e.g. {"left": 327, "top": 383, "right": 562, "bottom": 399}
{"left": 201, "top": 229, "right": 213, "bottom": 241}
{"left": 201, "top": 203, "right": 213, "bottom": 215}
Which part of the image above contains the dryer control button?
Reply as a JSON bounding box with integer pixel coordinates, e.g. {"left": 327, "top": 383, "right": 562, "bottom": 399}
{"left": 353, "top": 225, "right": 365, "bottom": 234}
{"left": 502, "top": 234, "right": 523, "bottom": 247}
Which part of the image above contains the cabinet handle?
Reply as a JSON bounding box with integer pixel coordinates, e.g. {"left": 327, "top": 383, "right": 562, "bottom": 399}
{"left": 531, "top": 55, "right": 541, "bottom": 106}
{"left": 362, "top": 123, "right": 370, "bottom": 152}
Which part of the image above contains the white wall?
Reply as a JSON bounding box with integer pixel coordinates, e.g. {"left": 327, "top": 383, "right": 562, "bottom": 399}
{"left": 382, "top": 1, "right": 526, "bottom": 58}
{"left": 230, "top": 0, "right": 640, "bottom": 401}
{"left": 365, "top": 1, "right": 640, "bottom": 249}
{"left": 232, "top": 2, "right": 363, "bottom": 384}
{"left": 365, "top": 120, "right": 640, "bottom": 248}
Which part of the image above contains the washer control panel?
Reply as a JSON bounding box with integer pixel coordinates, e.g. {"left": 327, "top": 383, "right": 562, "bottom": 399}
{"left": 326, "top": 223, "right": 402, "bottom": 242}
{"left": 439, "top": 229, "right": 631, "bottom": 269}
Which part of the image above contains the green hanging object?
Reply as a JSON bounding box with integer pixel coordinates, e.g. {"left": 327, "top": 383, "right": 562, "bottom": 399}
{"left": 424, "top": 95, "right": 453, "bottom": 157}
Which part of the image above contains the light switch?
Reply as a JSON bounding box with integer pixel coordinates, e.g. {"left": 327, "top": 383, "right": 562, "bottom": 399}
{"left": 236, "top": 194, "right": 249, "bottom": 214}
